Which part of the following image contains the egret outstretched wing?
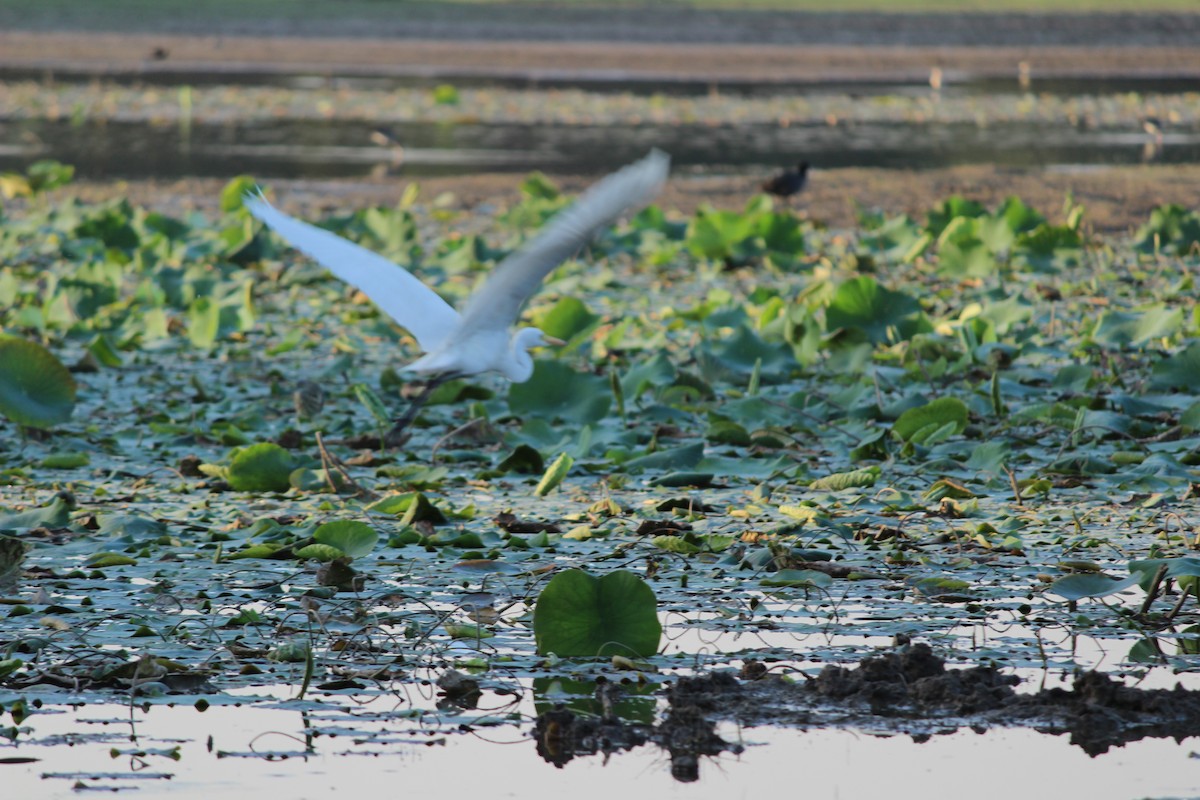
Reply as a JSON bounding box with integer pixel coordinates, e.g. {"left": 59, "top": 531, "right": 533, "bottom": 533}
{"left": 455, "top": 149, "right": 670, "bottom": 338}
{"left": 244, "top": 194, "right": 460, "bottom": 352}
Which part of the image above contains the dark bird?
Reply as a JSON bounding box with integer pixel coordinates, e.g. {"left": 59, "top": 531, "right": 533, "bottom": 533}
{"left": 762, "top": 161, "right": 810, "bottom": 202}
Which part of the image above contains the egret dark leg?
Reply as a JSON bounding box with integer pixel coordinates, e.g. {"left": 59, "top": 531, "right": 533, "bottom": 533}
{"left": 384, "top": 373, "right": 453, "bottom": 446}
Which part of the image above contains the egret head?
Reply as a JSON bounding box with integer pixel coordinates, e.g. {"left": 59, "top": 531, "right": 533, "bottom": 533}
{"left": 506, "top": 327, "right": 566, "bottom": 382}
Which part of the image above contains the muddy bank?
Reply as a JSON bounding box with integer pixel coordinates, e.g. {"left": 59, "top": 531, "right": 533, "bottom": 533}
{"left": 535, "top": 643, "right": 1200, "bottom": 775}
{"left": 54, "top": 162, "right": 1200, "bottom": 234}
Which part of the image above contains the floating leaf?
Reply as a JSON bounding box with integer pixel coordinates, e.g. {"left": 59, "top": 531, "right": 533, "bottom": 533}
{"left": 648, "top": 472, "right": 714, "bottom": 488}
{"left": 227, "top": 543, "right": 281, "bottom": 560}
{"left": 761, "top": 569, "right": 833, "bottom": 589}
{"left": 294, "top": 543, "right": 344, "bottom": 562}
{"left": 0, "top": 495, "right": 73, "bottom": 531}
{"left": 86, "top": 552, "right": 138, "bottom": 568}
{"left": 893, "top": 397, "right": 969, "bottom": 443}
{"left": 652, "top": 535, "right": 701, "bottom": 554}
{"left": 496, "top": 444, "right": 545, "bottom": 475}
{"left": 622, "top": 442, "right": 705, "bottom": 473}
{"left": 1134, "top": 204, "right": 1200, "bottom": 253}
{"left": 97, "top": 514, "right": 166, "bottom": 539}
{"left": 825, "top": 277, "right": 930, "bottom": 344}
{"left": 1151, "top": 343, "right": 1200, "bottom": 391}
{"left": 534, "top": 569, "right": 661, "bottom": 658}
{"left": 226, "top": 443, "right": 296, "bottom": 493}
{"left": 0, "top": 336, "right": 76, "bottom": 429}
{"left": 936, "top": 217, "right": 996, "bottom": 278}
{"left": 535, "top": 297, "right": 600, "bottom": 341}
{"left": 508, "top": 361, "right": 611, "bottom": 424}
{"left": 39, "top": 452, "right": 90, "bottom": 469}
{"left": 809, "top": 467, "right": 879, "bottom": 491}
{"left": 313, "top": 520, "right": 378, "bottom": 559}
{"left": 1091, "top": 306, "right": 1183, "bottom": 348}
{"left": 367, "top": 492, "right": 447, "bottom": 525}
{"left": 1046, "top": 573, "right": 1142, "bottom": 601}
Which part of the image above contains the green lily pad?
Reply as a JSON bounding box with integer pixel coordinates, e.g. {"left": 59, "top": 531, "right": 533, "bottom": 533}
{"left": 534, "top": 569, "right": 661, "bottom": 658}
{"left": 367, "top": 492, "right": 447, "bottom": 526}
{"left": 0, "top": 336, "right": 77, "bottom": 429}
{"left": 622, "top": 442, "right": 705, "bottom": 473}
{"left": 809, "top": 466, "right": 880, "bottom": 491}
{"left": 0, "top": 494, "right": 74, "bottom": 531}
{"left": 893, "top": 397, "right": 969, "bottom": 443}
{"left": 313, "top": 520, "right": 378, "bottom": 559}
{"left": 496, "top": 444, "right": 545, "bottom": 475}
{"left": 508, "top": 361, "right": 611, "bottom": 424}
{"left": 226, "top": 443, "right": 296, "bottom": 493}
{"left": 825, "top": 276, "right": 930, "bottom": 344}
{"left": 1151, "top": 343, "right": 1200, "bottom": 391}
{"left": 534, "top": 297, "right": 600, "bottom": 341}
{"left": 294, "top": 543, "right": 345, "bottom": 562}
{"left": 1046, "top": 573, "right": 1143, "bottom": 601}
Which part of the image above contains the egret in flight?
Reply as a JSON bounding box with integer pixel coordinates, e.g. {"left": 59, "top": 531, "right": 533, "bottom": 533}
{"left": 245, "top": 149, "right": 669, "bottom": 443}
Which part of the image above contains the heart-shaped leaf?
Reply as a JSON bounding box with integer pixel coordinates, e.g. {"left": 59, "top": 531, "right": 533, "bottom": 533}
{"left": 226, "top": 443, "right": 296, "bottom": 493}
{"left": 534, "top": 569, "right": 661, "bottom": 658}
{"left": 0, "top": 336, "right": 77, "bottom": 429}
{"left": 508, "top": 361, "right": 611, "bottom": 424}
{"left": 314, "top": 520, "right": 378, "bottom": 559}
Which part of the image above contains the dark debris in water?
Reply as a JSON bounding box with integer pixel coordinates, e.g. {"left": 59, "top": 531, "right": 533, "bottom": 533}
{"left": 535, "top": 643, "right": 1200, "bottom": 775}
{"left": 718, "top": 643, "right": 1200, "bottom": 757}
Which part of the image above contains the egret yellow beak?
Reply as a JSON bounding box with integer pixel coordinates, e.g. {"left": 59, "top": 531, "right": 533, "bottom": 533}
{"left": 541, "top": 336, "right": 567, "bottom": 347}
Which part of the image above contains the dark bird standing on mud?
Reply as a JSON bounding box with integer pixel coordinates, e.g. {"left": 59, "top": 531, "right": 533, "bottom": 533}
{"left": 762, "top": 161, "right": 810, "bottom": 204}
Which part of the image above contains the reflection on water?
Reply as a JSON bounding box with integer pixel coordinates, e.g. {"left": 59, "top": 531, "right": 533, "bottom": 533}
{"left": 3, "top": 698, "right": 1199, "bottom": 799}
{"left": 3, "top": 117, "right": 1199, "bottom": 181}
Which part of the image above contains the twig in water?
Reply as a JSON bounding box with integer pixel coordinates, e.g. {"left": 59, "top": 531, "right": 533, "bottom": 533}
{"left": 1005, "top": 466, "right": 1023, "bottom": 507}
{"left": 430, "top": 417, "right": 488, "bottom": 465}
{"left": 316, "top": 432, "right": 375, "bottom": 499}
{"left": 1138, "top": 564, "right": 1168, "bottom": 617}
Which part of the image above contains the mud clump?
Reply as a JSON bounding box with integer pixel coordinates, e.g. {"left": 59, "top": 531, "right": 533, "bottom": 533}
{"left": 532, "top": 644, "right": 1200, "bottom": 775}
{"left": 810, "top": 643, "right": 1018, "bottom": 715}
{"left": 731, "top": 643, "right": 1200, "bottom": 756}
{"left": 1004, "top": 670, "right": 1200, "bottom": 756}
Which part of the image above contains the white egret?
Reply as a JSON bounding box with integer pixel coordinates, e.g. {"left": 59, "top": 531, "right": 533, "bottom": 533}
{"left": 244, "top": 149, "right": 669, "bottom": 442}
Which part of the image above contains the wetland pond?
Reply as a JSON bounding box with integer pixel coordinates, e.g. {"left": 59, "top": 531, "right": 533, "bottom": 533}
{"left": 2, "top": 64, "right": 1200, "bottom": 798}
{"left": 1, "top": 69, "right": 1199, "bottom": 179}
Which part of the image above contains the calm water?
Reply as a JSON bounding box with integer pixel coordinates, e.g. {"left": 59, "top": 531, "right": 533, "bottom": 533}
{"left": 2, "top": 116, "right": 1198, "bottom": 181}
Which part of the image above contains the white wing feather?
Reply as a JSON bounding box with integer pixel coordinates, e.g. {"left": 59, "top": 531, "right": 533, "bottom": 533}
{"left": 455, "top": 149, "right": 670, "bottom": 337}
{"left": 244, "top": 194, "right": 461, "bottom": 352}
